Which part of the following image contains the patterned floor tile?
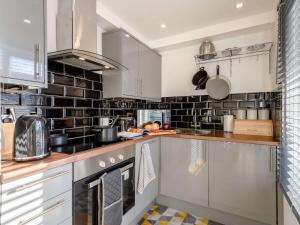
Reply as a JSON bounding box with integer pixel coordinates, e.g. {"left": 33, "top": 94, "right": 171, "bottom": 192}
{"left": 138, "top": 204, "right": 224, "bottom": 225}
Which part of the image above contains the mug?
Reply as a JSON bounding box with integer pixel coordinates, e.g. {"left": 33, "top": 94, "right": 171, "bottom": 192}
{"left": 247, "top": 109, "right": 258, "bottom": 120}
{"left": 99, "top": 117, "right": 113, "bottom": 127}
{"left": 236, "top": 109, "right": 246, "bottom": 120}
{"left": 258, "top": 109, "right": 270, "bottom": 120}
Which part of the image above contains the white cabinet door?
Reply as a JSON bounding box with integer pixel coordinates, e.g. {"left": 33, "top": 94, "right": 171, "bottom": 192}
{"left": 139, "top": 44, "right": 161, "bottom": 100}
{"left": 0, "top": 0, "right": 47, "bottom": 87}
{"left": 160, "top": 137, "right": 209, "bottom": 207}
{"left": 102, "top": 30, "right": 139, "bottom": 98}
{"left": 1, "top": 164, "right": 72, "bottom": 225}
{"left": 1, "top": 189, "right": 72, "bottom": 225}
{"left": 135, "top": 138, "right": 160, "bottom": 215}
{"left": 209, "top": 142, "right": 276, "bottom": 225}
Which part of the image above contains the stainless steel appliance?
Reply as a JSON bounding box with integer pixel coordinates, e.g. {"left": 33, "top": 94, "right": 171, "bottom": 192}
{"left": 120, "top": 117, "right": 137, "bottom": 132}
{"left": 93, "top": 126, "right": 118, "bottom": 143}
{"left": 199, "top": 40, "right": 217, "bottom": 60}
{"left": 137, "top": 110, "right": 171, "bottom": 128}
{"left": 73, "top": 146, "right": 135, "bottom": 225}
{"left": 13, "top": 114, "right": 50, "bottom": 161}
{"left": 47, "top": 0, "right": 125, "bottom": 72}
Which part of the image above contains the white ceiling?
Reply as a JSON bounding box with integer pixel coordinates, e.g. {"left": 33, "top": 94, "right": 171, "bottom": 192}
{"left": 99, "top": 0, "right": 275, "bottom": 41}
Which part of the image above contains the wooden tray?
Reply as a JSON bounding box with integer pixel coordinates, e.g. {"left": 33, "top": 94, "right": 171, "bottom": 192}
{"left": 233, "top": 119, "right": 273, "bottom": 136}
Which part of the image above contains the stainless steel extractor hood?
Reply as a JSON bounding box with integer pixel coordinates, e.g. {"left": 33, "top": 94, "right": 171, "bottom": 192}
{"left": 48, "top": 0, "right": 124, "bottom": 71}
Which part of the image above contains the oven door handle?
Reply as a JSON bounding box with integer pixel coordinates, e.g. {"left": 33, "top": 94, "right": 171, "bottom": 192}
{"left": 87, "top": 163, "right": 134, "bottom": 189}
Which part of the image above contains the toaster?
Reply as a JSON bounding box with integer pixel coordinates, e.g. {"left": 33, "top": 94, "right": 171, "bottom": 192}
{"left": 13, "top": 114, "right": 50, "bottom": 161}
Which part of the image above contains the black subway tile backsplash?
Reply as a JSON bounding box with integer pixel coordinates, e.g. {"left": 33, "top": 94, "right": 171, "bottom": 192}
{"left": 1, "top": 60, "right": 279, "bottom": 138}
{"left": 66, "top": 109, "right": 84, "bottom": 117}
{"left": 85, "top": 90, "right": 100, "bottom": 99}
{"left": 66, "top": 87, "right": 84, "bottom": 98}
{"left": 22, "top": 94, "right": 51, "bottom": 106}
{"left": 44, "top": 108, "right": 64, "bottom": 118}
{"left": 54, "top": 97, "right": 74, "bottom": 107}
{"left": 52, "top": 118, "right": 74, "bottom": 129}
{"left": 76, "top": 99, "right": 92, "bottom": 108}
{"left": 2, "top": 93, "right": 20, "bottom": 105}
{"left": 51, "top": 74, "right": 74, "bottom": 86}
{"left": 41, "top": 84, "right": 64, "bottom": 96}
{"left": 85, "top": 71, "right": 101, "bottom": 82}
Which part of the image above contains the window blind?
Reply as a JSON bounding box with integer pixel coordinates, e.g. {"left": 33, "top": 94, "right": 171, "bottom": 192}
{"left": 279, "top": 0, "right": 300, "bottom": 218}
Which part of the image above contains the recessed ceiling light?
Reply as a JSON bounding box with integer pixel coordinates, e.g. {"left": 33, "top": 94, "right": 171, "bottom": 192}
{"left": 125, "top": 34, "right": 130, "bottom": 38}
{"left": 104, "top": 65, "right": 110, "bottom": 69}
{"left": 236, "top": 2, "right": 243, "bottom": 8}
{"left": 23, "top": 19, "right": 31, "bottom": 24}
{"left": 79, "top": 57, "right": 85, "bottom": 61}
{"left": 161, "top": 24, "right": 166, "bottom": 29}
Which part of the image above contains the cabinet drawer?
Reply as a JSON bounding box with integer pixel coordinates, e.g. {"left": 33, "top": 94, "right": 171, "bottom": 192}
{"left": 1, "top": 164, "right": 72, "bottom": 215}
{"left": 1, "top": 190, "right": 72, "bottom": 225}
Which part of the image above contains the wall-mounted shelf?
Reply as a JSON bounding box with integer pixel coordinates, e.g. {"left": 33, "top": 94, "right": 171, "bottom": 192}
{"left": 194, "top": 42, "right": 273, "bottom": 72}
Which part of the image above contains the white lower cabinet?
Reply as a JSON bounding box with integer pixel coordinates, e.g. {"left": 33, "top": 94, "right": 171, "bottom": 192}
{"left": 0, "top": 164, "right": 73, "bottom": 225}
{"left": 160, "top": 137, "right": 209, "bottom": 207}
{"left": 135, "top": 138, "right": 160, "bottom": 214}
{"left": 208, "top": 142, "right": 277, "bottom": 225}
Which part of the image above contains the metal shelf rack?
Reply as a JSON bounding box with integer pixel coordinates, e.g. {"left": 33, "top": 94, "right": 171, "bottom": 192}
{"left": 194, "top": 42, "right": 273, "bottom": 73}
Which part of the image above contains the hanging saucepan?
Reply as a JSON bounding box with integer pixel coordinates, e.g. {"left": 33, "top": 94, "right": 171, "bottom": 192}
{"left": 192, "top": 67, "right": 208, "bottom": 90}
{"left": 206, "top": 65, "right": 230, "bottom": 100}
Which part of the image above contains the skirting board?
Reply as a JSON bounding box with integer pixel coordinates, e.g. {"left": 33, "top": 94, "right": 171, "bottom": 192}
{"left": 156, "top": 195, "right": 272, "bottom": 225}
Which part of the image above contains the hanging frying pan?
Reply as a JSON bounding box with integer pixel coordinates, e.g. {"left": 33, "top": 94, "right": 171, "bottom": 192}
{"left": 206, "top": 65, "right": 230, "bottom": 100}
{"left": 192, "top": 67, "right": 208, "bottom": 90}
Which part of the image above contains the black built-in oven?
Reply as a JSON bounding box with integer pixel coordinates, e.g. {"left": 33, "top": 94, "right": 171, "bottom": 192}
{"left": 73, "top": 146, "right": 135, "bottom": 225}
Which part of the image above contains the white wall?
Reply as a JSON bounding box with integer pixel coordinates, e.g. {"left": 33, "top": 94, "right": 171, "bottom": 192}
{"left": 159, "top": 28, "right": 277, "bottom": 97}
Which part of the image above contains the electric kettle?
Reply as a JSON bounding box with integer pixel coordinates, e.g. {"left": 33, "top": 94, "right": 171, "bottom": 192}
{"left": 13, "top": 114, "right": 50, "bottom": 161}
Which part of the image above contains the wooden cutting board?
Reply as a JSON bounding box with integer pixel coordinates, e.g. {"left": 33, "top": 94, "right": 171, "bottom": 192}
{"left": 233, "top": 119, "right": 273, "bottom": 136}
{"left": 148, "top": 130, "right": 177, "bottom": 136}
{"left": 2, "top": 123, "right": 15, "bottom": 160}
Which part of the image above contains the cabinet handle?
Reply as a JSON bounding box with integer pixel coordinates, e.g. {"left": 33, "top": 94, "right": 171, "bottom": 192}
{"left": 140, "top": 79, "right": 143, "bottom": 96}
{"left": 136, "top": 79, "right": 139, "bottom": 96}
{"left": 8, "top": 171, "right": 69, "bottom": 195}
{"left": 34, "top": 44, "right": 40, "bottom": 80}
{"left": 270, "top": 148, "right": 273, "bottom": 172}
{"left": 18, "top": 199, "right": 69, "bottom": 225}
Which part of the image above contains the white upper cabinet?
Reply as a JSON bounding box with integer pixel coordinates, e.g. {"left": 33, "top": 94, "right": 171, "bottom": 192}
{"left": 0, "top": 0, "right": 47, "bottom": 87}
{"left": 102, "top": 30, "right": 161, "bottom": 101}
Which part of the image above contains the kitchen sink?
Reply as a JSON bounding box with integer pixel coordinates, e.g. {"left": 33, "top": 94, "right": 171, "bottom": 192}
{"left": 175, "top": 128, "right": 212, "bottom": 135}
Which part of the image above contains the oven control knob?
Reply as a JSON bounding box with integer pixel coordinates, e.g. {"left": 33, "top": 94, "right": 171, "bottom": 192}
{"left": 109, "top": 157, "right": 116, "bottom": 164}
{"left": 98, "top": 161, "right": 106, "bottom": 168}
{"left": 118, "top": 154, "right": 124, "bottom": 160}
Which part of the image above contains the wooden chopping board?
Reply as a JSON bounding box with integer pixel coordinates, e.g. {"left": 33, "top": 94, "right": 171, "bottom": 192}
{"left": 233, "top": 119, "right": 273, "bottom": 136}
{"left": 147, "top": 130, "right": 177, "bottom": 136}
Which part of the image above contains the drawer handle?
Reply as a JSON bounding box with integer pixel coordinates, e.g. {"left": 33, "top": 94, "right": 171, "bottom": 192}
{"left": 18, "top": 199, "right": 69, "bottom": 225}
{"left": 9, "top": 171, "right": 69, "bottom": 194}
{"left": 34, "top": 44, "right": 40, "bottom": 80}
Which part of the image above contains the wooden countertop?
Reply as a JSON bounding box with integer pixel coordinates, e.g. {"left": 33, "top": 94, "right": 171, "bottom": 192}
{"left": 0, "top": 132, "right": 279, "bottom": 184}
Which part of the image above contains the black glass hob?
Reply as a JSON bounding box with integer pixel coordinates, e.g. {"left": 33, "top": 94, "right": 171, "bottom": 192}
{"left": 50, "top": 139, "right": 126, "bottom": 154}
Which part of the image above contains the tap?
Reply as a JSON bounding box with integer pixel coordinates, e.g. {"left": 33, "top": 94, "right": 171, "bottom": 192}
{"left": 191, "top": 108, "right": 201, "bottom": 129}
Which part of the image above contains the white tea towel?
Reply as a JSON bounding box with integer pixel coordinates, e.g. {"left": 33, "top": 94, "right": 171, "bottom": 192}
{"left": 137, "top": 143, "right": 156, "bottom": 194}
